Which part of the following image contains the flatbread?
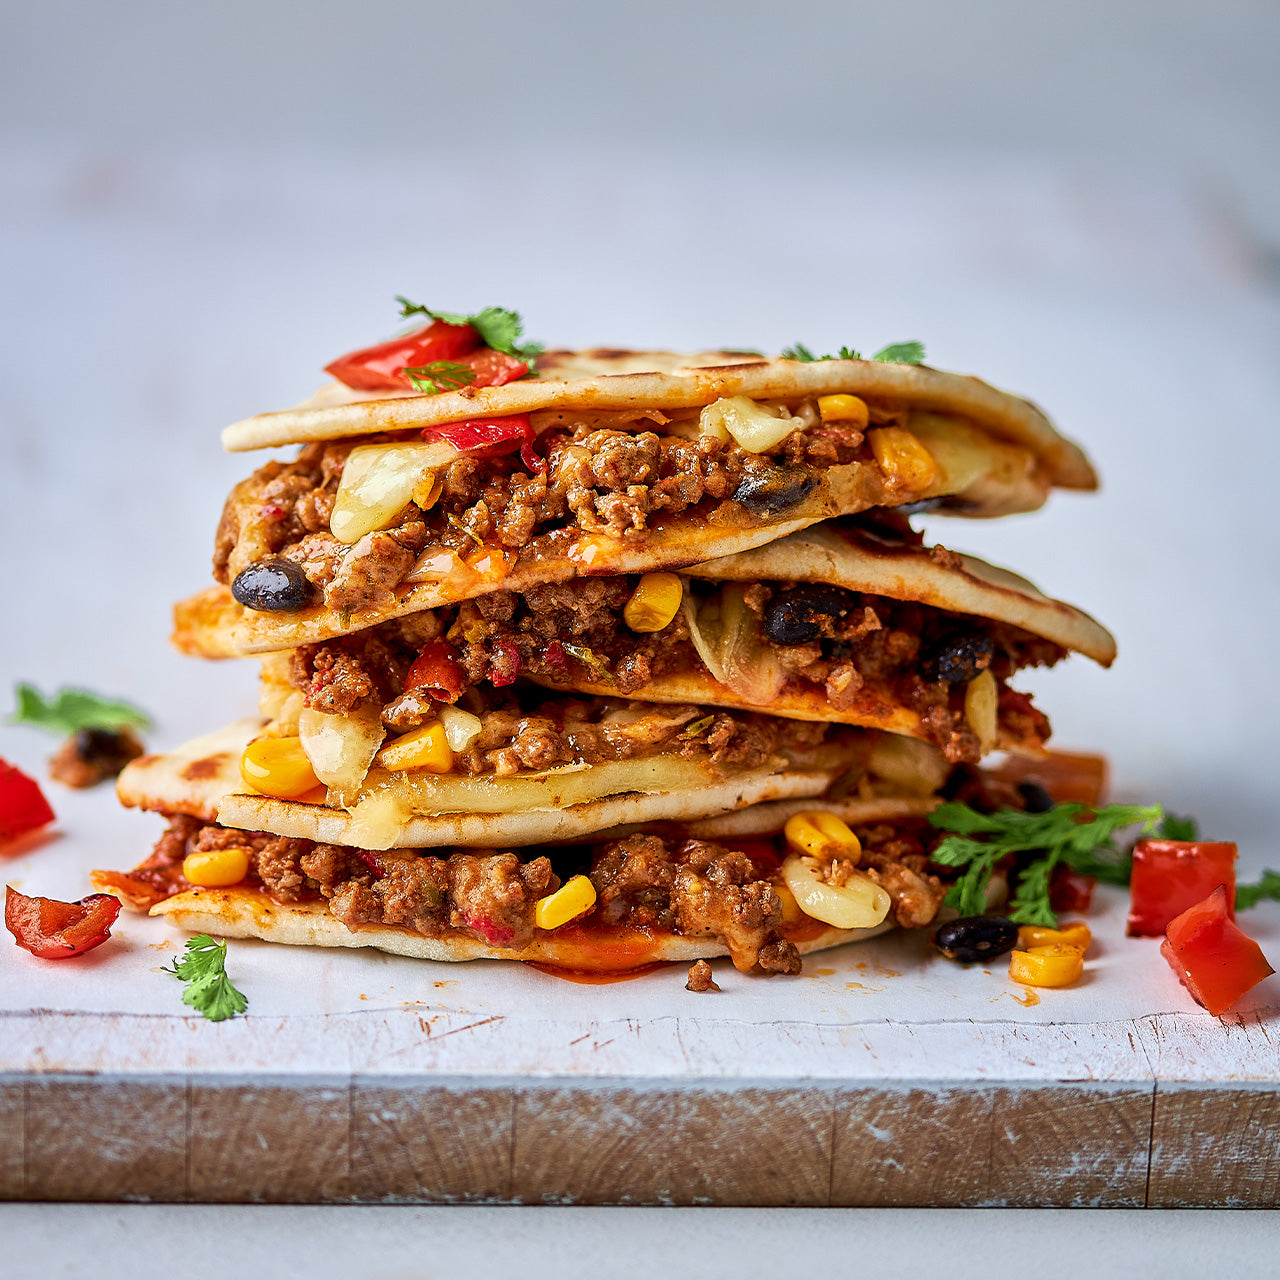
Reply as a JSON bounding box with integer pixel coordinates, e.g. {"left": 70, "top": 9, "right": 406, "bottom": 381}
{"left": 117, "top": 718, "right": 876, "bottom": 851}
{"left": 146, "top": 885, "right": 891, "bottom": 968}
{"left": 223, "top": 349, "right": 1094, "bottom": 492}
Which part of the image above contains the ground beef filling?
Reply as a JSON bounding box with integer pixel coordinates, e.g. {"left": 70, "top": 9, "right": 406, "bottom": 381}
{"left": 281, "top": 575, "right": 1062, "bottom": 764}
{"left": 126, "top": 818, "right": 944, "bottom": 972}
{"left": 214, "top": 407, "right": 877, "bottom": 612}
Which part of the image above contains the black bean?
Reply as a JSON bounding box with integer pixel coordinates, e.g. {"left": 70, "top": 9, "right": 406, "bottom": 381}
{"left": 922, "top": 631, "right": 995, "bottom": 684}
{"left": 231, "top": 558, "right": 315, "bottom": 612}
{"left": 732, "top": 468, "right": 817, "bottom": 518}
{"left": 934, "top": 915, "right": 1019, "bottom": 964}
{"left": 763, "top": 585, "right": 860, "bottom": 645}
{"left": 1017, "top": 781, "right": 1055, "bottom": 813}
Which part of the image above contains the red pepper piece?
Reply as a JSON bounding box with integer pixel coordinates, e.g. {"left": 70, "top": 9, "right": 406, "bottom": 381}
{"left": 403, "top": 640, "right": 467, "bottom": 703}
{"left": 1128, "top": 839, "right": 1237, "bottom": 937}
{"left": 1049, "top": 866, "right": 1096, "bottom": 914}
{"left": 453, "top": 347, "right": 529, "bottom": 391}
{"left": 0, "top": 759, "right": 56, "bottom": 844}
{"left": 489, "top": 638, "right": 521, "bottom": 688}
{"left": 1161, "top": 884, "right": 1274, "bottom": 1016}
{"left": 422, "top": 414, "right": 544, "bottom": 474}
{"left": 5, "top": 886, "right": 121, "bottom": 959}
{"left": 324, "top": 319, "right": 478, "bottom": 391}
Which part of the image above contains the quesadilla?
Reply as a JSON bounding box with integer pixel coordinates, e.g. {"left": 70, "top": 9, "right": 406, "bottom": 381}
{"left": 205, "top": 342, "right": 1095, "bottom": 656}
{"left": 180, "top": 517, "right": 1113, "bottom": 768}
{"left": 98, "top": 723, "right": 975, "bottom": 973}
{"left": 114, "top": 709, "right": 952, "bottom": 853}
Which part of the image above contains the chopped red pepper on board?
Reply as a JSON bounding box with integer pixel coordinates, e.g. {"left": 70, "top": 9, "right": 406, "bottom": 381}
{"left": 422, "top": 414, "right": 543, "bottom": 473}
{"left": 1049, "top": 866, "right": 1096, "bottom": 914}
{"left": 1161, "top": 884, "right": 1273, "bottom": 1016}
{"left": 324, "top": 318, "right": 476, "bottom": 391}
{"left": 403, "top": 640, "right": 467, "bottom": 703}
{"left": 5, "top": 886, "right": 121, "bottom": 959}
{"left": 1128, "top": 839, "right": 1238, "bottom": 936}
{"left": 0, "top": 759, "right": 56, "bottom": 844}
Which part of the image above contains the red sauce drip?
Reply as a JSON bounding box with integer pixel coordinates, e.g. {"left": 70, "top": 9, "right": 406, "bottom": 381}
{"left": 524, "top": 960, "right": 674, "bottom": 985}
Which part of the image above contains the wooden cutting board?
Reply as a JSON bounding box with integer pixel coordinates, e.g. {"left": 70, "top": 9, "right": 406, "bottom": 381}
{"left": 4, "top": 1001, "right": 1278, "bottom": 1206}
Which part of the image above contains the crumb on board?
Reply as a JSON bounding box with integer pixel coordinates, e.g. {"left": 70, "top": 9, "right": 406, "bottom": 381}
{"left": 685, "top": 959, "right": 720, "bottom": 993}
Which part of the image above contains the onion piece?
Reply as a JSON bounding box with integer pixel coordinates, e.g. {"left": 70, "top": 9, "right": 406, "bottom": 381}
{"left": 298, "top": 707, "right": 387, "bottom": 806}
{"left": 699, "top": 396, "right": 800, "bottom": 453}
{"left": 782, "top": 854, "right": 891, "bottom": 930}
{"left": 866, "top": 734, "right": 950, "bottom": 796}
{"left": 330, "top": 440, "right": 457, "bottom": 545}
{"left": 439, "top": 704, "right": 483, "bottom": 752}
{"left": 683, "top": 586, "right": 786, "bottom": 704}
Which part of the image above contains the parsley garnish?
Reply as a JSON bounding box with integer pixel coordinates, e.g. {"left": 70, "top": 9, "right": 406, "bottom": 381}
{"left": 930, "top": 802, "right": 1163, "bottom": 926}
{"left": 1157, "top": 812, "right": 1200, "bottom": 840}
{"left": 403, "top": 360, "right": 477, "bottom": 395}
{"left": 780, "top": 341, "right": 926, "bottom": 365}
{"left": 1238, "top": 870, "right": 1280, "bottom": 910}
{"left": 10, "top": 683, "right": 150, "bottom": 736}
{"left": 164, "top": 934, "right": 248, "bottom": 1022}
{"left": 394, "top": 297, "right": 543, "bottom": 360}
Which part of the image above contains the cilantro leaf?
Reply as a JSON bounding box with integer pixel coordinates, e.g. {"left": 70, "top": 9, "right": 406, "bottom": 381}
{"left": 781, "top": 342, "right": 922, "bottom": 363}
{"left": 10, "top": 684, "right": 150, "bottom": 737}
{"left": 403, "top": 361, "right": 477, "bottom": 395}
{"left": 1238, "top": 870, "right": 1280, "bottom": 910}
{"left": 872, "top": 341, "right": 926, "bottom": 365}
{"left": 781, "top": 343, "right": 821, "bottom": 362}
{"left": 930, "top": 801, "right": 1163, "bottom": 927}
{"left": 1157, "top": 812, "right": 1200, "bottom": 840}
{"left": 393, "top": 298, "right": 542, "bottom": 360}
{"left": 164, "top": 934, "right": 248, "bottom": 1022}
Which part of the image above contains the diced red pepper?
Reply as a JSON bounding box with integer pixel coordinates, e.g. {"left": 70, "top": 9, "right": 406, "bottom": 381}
{"left": 5, "top": 886, "right": 121, "bottom": 959}
{"left": 0, "top": 759, "right": 56, "bottom": 844}
{"left": 422, "top": 414, "right": 543, "bottom": 473}
{"left": 324, "top": 318, "right": 478, "bottom": 391}
{"left": 355, "top": 851, "right": 386, "bottom": 880}
{"left": 453, "top": 347, "right": 530, "bottom": 390}
{"left": 1049, "top": 866, "right": 1096, "bottom": 914}
{"left": 1128, "top": 839, "right": 1237, "bottom": 937}
{"left": 1161, "top": 884, "right": 1273, "bottom": 1016}
{"left": 489, "top": 637, "right": 521, "bottom": 688}
{"left": 403, "top": 640, "right": 467, "bottom": 703}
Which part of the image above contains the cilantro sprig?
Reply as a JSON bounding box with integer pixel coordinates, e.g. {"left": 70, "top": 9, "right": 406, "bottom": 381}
{"left": 781, "top": 340, "right": 926, "bottom": 365}
{"left": 1238, "top": 871, "right": 1280, "bottom": 910}
{"left": 929, "top": 802, "right": 1163, "bottom": 927}
{"left": 164, "top": 934, "right": 248, "bottom": 1022}
{"left": 395, "top": 297, "right": 543, "bottom": 361}
{"left": 10, "top": 683, "right": 150, "bottom": 737}
{"left": 403, "top": 360, "right": 477, "bottom": 394}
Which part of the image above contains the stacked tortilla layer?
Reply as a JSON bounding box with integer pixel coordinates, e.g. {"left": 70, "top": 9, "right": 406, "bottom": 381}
{"left": 103, "top": 347, "right": 1110, "bottom": 974}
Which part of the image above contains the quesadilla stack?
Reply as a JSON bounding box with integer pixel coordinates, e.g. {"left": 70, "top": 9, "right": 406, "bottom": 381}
{"left": 101, "top": 306, "right": 1112, "bottom": 978}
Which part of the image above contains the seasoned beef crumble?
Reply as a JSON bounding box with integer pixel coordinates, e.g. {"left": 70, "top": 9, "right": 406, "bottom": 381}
{"left": 113, "top": 816, "right": 948, "bottom": 973}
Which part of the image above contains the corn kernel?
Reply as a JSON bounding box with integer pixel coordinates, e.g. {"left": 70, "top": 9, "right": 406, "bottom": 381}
{"left": 376, "top": 721, "right": 454, "bottom": 773}
{"left": 1008, "top": 943, "right": 1085, "bottom": 988}
{"left": 534, "top": 874, "right": 598, "bottom": 930}
{"left": 240, "top": 736, "right": 321, "bottom": 798}
{"left": 623, "top": 572, "right": 684, "bottom": 633}
{"left": 817, "top": 394, "right": 869, "bottom": 428}
{"left": 867, "top": 426, "right": 938, "bottom": 493}
{"left": 964, "top": 668, "right": 998, "bottom": 753}
{"left": 1018, "top": 921, "right": 1092, "bottom": 953}
{"left": 784, "top": 810, "right": 862, "bottom": 863}
{"left": 183, "top": 845, "right": 251, "bottom": 888}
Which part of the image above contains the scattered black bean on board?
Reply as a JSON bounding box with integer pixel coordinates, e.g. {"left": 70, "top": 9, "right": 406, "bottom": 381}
{"left": 231, "top": 558, "right": 315, "bottom": 613}
{"left": 934, "top": 915, "right": 1019, "bottom": 964}
{"left": 1017, "top": 780, "right": 1056, "bottom": 813}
